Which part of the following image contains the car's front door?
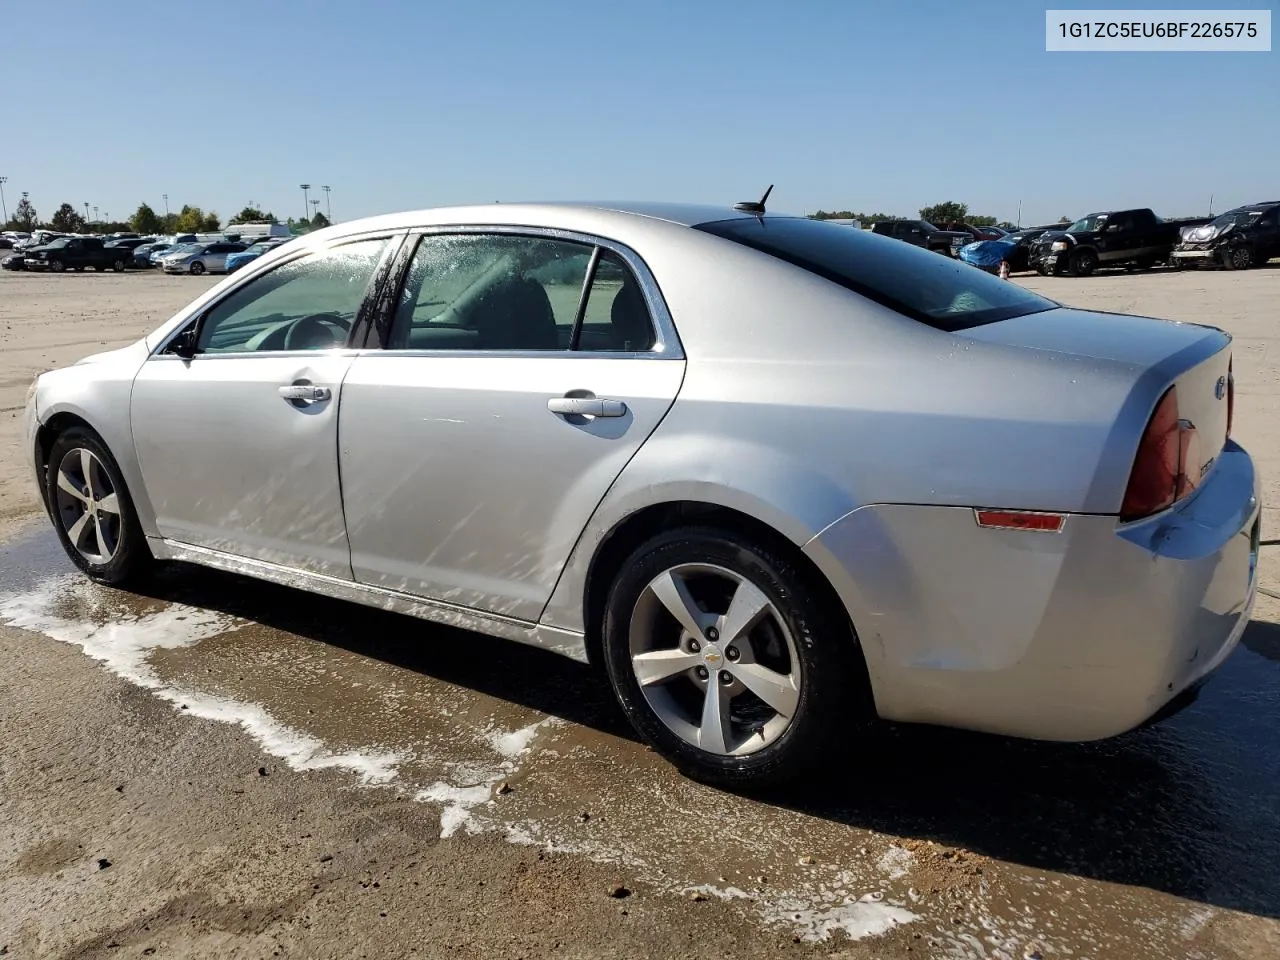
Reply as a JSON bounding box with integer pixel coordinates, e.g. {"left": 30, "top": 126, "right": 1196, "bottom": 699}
{"left": 130, "top": 235, "right": 396, "bottom": 576}
{"left": 338, "top": 230, "right": 685, "bottom": 621}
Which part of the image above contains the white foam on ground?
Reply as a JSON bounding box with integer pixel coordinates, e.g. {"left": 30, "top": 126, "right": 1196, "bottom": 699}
{"left": 413, "top": 718, "right": 557, "bottom": 837}
{"left": 877, "top": 845, "right": 914, "bottom": 880}
{"left": 768, "top": 893, "right": 917, "bottom": 942}
{"left": 0, "top": 576, "right": 402, "bottom": 784}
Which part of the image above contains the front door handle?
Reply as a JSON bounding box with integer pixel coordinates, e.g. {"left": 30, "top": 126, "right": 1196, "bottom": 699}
{"left": 279, "top": 384, "right": 331, "bottom": 403}
{"left": 547, "top": 396, "right": 627, "bottom": 418}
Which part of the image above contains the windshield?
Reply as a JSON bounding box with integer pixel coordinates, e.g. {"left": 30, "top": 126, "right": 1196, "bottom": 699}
{"left": 695, "top": 216, "right": 1056, "bottom": 332}
{"left": 1067, "top": 214, "right": 1107, "bottom": 233}
{"left": 245, "top": 243, "right": 273, "bottom": 254}
{"left": 1209, "top": 207, "right": 1268, "bottom": 229}
{"left": 45, "top": 239, "right": 70, "bottom": 249}
{"left": 918, "top": 220, "right": 940, "bottom": 232}
{"left": 166, "top": 243, "right": 200, "bottom": 256}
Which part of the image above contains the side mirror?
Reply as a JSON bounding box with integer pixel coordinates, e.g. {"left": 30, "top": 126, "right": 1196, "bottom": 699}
{"left": 170, "top": 327, "right": 199, "bottom": 360}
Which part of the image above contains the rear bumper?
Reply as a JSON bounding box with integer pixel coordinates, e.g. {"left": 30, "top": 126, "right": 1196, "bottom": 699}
{"left": 804, "top": 440, "right": 1259, "bottom": 741}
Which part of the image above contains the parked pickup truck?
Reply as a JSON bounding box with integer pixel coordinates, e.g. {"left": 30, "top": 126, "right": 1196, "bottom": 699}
{"left": 1170, "top": 201, "right": 1280, "bottom": 271}
{"left": 1030, "top": 208, "right": 1212, "bottom": 276}
{"left": 869, "top": 220, "right": 971, "bottom": 256}
{"left": 24, "top": 237, "right": 132, "bottom": 273}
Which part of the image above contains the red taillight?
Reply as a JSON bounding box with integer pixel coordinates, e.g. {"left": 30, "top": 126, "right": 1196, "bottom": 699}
{"left": 1226, "top": 355, "right": 1234, "bottom": 438}
{"left": 1120, "top": 386, "right": 1184, "bottom": 521}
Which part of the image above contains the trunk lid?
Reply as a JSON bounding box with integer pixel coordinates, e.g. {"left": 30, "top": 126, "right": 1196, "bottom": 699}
{"left": 960, "top": 307, "right": 1232, "bottom": 493}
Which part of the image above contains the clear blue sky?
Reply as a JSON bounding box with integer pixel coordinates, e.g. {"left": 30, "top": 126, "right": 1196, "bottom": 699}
{"left": 4, "top": 1, "right": 1276, "bottom": 227}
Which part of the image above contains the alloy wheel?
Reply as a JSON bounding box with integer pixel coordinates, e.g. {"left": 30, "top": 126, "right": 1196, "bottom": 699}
{"left": 1230, "top": 247, "right": 1252, "bottom": 270}
{"left": 53, "top": 447, "right": 122, "bottom": 564}
{"left": 628, "top": 563, "right": 801, "bottom": 756}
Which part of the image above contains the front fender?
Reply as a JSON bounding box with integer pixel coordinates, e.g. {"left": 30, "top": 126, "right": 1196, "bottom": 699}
{"left": 32, "top": 340, "right": 157, "bottom": 535}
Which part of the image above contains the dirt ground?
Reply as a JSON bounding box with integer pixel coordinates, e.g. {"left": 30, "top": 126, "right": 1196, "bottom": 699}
{"left": 2, "top": 265, "right": 1279, "bottom": 959}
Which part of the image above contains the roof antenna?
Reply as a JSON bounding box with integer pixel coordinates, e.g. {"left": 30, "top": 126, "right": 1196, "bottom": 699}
{"left": 734, "top": 184, "right": 774, "bottom": 214}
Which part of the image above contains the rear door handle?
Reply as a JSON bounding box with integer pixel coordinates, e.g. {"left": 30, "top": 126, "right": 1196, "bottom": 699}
{"left": 547, "top": 397, "right": 627, "bottom": 418}
{"left": 278, "top": 384, "right": 332, "bottom": 403}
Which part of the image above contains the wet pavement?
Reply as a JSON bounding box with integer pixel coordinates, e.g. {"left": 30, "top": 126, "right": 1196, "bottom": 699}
{"left": 2, "top": 525, "right": 1279, "bottom": 958}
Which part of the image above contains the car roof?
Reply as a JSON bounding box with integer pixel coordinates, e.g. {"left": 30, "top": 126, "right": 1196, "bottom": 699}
{"left": 306, "top": 201, "right": 788, "bottom": 239}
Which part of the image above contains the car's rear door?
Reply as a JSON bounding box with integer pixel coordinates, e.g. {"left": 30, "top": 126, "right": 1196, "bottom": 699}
{"left": 338, "top": 228, "right": 685, "bottom": 622}
{"left": 130, "top": 233, "right": 400, "bottom": 576}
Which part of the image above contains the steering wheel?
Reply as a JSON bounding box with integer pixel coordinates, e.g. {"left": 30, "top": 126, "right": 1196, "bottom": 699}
{"left": 282, "top": 313, "right": 350, "bottom": 351}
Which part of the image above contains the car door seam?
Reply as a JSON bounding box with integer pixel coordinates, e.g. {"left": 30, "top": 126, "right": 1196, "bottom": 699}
{"left": 534, "top": 356, "right": 690, "bottom": 626}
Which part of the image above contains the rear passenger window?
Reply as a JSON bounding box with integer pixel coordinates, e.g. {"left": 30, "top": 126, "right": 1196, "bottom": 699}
{"left": 389, "top": 235, "right": 655, "bottom": 353}
{"left": 577, "top": 252, "right": 655, "bottom": 352}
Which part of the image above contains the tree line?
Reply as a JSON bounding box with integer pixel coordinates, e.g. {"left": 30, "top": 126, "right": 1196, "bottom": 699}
{"left": 4, "top": 200, "right": 329, "bottom": 236}
{"left": 811, "top": 201, "right": 1013, "bottom": 229}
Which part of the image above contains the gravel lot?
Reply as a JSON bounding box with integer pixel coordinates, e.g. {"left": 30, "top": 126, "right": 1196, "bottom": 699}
{"left": 1, "top": 265, "right": 1279, "bottom": 959}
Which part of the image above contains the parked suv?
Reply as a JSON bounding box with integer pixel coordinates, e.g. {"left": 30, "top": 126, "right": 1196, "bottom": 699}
{"left": 869, "top": 220, "right": 970, "bottom": 256}
{"left": 1031, "top": 208, "right": 1212, "bottom": 276}
{"left": 24, "top": 237, "right": 130, "bottom": 272}
{"left": 1170, "top": 202, "right": 1280, "bottom": 270}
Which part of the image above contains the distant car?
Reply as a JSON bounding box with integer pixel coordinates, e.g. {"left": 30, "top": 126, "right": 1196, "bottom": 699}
{"left": 2, "top": 252, "right": 26, "bottom": 271}
{"left": 24, "top": 237, "right": 130, "bottom": 273}
{"left": 104, "top": 237, "right": 154, "bottom": 252}
{"left": 223, "top": 238, "right": 290, "bottom": 273}
{"left": 153, "top": 242, "right": 201, "bottom": 266}
{"left": 1170, "top": 202, "right": 1280, "bottom": 271}
{"left": 974, "top": 226, "right": 1009, "bottom": 241}
{"left": 0, "top": 236, "right": 13, "bottom": 249}
{"left": 133, "top": 242, "right": 172, "bottom": 267}
{"left": 869, "top": 220, "right": 970, "bottom": 256}
{"left": 161, "top": 241, "right": 247, "bottom": 275}
{"left": 1031, "top": 208, "right": 1213, "bottom": 276}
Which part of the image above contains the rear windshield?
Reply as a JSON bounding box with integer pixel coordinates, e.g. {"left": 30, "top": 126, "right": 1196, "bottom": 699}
{"left": 695, "top": 217, "right": 1057, "bottom": 332}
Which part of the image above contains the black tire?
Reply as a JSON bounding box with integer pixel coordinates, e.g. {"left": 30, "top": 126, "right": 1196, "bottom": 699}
{"left": 1223, "top": 246, "right": 1253, "bottom": 271}
{"left": 189, "top": 261, "right": 205, "bottom": 276}
{"left": 45, "top": 426, "right": 153, "bottom": 586}
{"left": 50, "top": 260, "right": 66, "bottom": 273}
{"left": 112, "top": 258, "right": 126, "bottom": 272}
{"left": 601, "top": 526, "right": 865, "bottom": 788}
{"left": 1069, "top": 248, "right": 1098, "bottom": 277}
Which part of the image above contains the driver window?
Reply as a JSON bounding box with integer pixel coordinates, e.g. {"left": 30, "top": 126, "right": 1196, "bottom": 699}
{"left": 194, "top": 238, "right": 388, "bottom": 354}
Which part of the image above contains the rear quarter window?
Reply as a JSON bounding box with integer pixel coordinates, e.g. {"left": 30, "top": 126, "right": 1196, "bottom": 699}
{"left": 695, "top": 217, "right": 1057, "bottom": 332}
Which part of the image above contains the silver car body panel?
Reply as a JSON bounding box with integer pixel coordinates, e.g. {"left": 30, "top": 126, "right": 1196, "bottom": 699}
{"left": 24, "top": 201, "right": 1259, "bottom": 741}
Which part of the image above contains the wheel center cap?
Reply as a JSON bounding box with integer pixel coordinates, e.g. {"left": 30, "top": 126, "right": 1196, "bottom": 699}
{"left": 701, "top": 643, "right": 723, "bottom": 666}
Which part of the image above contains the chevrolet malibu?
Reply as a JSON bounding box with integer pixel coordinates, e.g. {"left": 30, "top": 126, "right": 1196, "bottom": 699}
{"left": 23, "top": 201, "right": 1260, "bottom": 786}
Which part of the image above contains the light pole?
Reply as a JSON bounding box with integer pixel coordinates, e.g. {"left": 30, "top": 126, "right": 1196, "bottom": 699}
{"left": 162, "top": 193, "right": 169, "bottom": 217}
{"left": 0, "top": 176, "right": 8, "bottom": 223}
{"left": 84, "top": 202, "right": 90, "bottom": 227}
{"left": 299, "top": 184, "right": 311, "bottom": 224}
{"left": 311, "top": 199, "right": 320, "bottom": 222}
{"left": 322, "top": 185, "right": 331, "bottom": 221}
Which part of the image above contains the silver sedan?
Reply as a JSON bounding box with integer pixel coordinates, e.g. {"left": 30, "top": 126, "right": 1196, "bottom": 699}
{"left": 23, "top": 201, "right": 1260, "bottom": 786}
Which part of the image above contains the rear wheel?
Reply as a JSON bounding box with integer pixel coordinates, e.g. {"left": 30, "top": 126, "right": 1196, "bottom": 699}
{"left": 112, "top": 257, "right": 126, "bottom": 272}
{"left": 45, "top": 427, "right": 153, "bottom": 586}
{"left": 601, "top": 526, "right": 864, "bottom": 787}
{"left": 189, "top": 261, "right": 205, "bottom": 275}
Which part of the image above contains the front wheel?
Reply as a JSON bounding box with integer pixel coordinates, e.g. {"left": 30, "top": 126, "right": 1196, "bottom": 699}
{"left": 188, "top": 261, "right": 206, "bottom": 276}
{"left": 112, "top": 258, "right": 126, "bottom": 272}
{"left": 1224, "top": 246, "right": 1253, "bottom": 270}
{"left": 50, "top": 260, "right": 66, "bottom": 273}
{"left": 601, "top": 526, "right": 864, "bottom": 788}
{"left": 45, "top": 427, "right": 153, "bottom": 586}
{"left": 1069, "top": 248, "right": 1098, "bottom": 276}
